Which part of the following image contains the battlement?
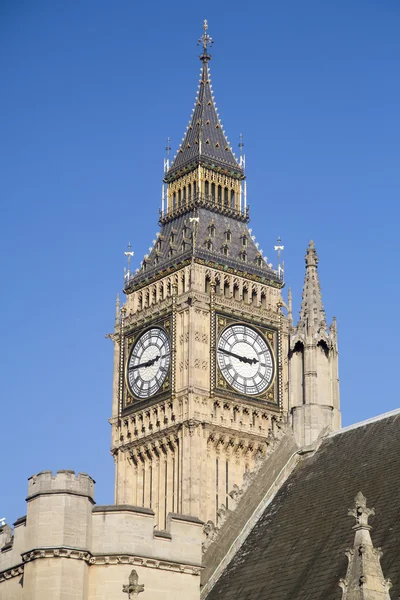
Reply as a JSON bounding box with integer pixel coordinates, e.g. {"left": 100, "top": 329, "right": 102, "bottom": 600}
{"left": 27, "top": 470, "right": 95, "bottom": 502}
{"left": 92, "top": 505, "right": 203, "bottom": 567}
{"left": 1, "top": 470, "right": 203, "bottom": 599}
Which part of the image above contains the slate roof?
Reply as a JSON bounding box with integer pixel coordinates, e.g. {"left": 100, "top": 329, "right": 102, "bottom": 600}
{"left": 125, "top": 207, "right": 282, "bottom": 291}
{"left": 165, "top": 57, "right": 244, "bottom": 181}
{"left": 205, "top": 410, "right": 400, "bottom": 600}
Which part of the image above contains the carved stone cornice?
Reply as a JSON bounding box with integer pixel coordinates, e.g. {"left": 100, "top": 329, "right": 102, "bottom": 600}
{"left": 124, "top": 299, "right": 173, "bottom": 329}
{"left": 16, "top": 546, "right": 201, "bottom": 576}
{"left": 22, "top": 546, "right": 91, "bottom": 564}
{"left": 213, "top": 296, "right": 280, "bottom": 325}
{"left": 206, "top": 423, "right": 271, "bottom": 445}
{"left": 0, "top": 564, "right": 24, "bottom": 582}
{"left": 121, "top": 424, "right": 180, "bottom": 451}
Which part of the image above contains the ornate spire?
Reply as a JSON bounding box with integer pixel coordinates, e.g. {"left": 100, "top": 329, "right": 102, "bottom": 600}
{"left": 297, "top": 240, "right": 326, "bottom": 333}
{"left": 165, "top": 20, "right": 244, "bottom": 182}
{"left": 339, "top": 492, "right": 392, "bottom": 599}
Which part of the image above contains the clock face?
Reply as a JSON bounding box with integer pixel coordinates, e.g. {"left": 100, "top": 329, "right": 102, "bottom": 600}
{"left": 217, "top": 324, "right": 274, "bottom": 396}
{"left": 127, "top": 327, "right": 171, "bottom": 399}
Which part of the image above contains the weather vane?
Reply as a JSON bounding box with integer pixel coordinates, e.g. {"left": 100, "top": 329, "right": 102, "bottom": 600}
{"left": 238, "top": 133, "right": 245, "bottom": 170}
{"left": 274, "top": 236, "right": 284, "bottom": 279}
{"left": 124, "top": 242, "right": 134, "bottom": 282}
{"left": 164, "top": 137, "right": 171, "bottom": 174}
{"left": 198, "top": 19, "right": 214, "bottom": 59}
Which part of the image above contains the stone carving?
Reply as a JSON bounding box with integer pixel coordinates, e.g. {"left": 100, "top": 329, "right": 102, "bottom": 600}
{"left": 122, "top": 569, "right": 144, "bottom": 598}
{"left": 228, "top": 483, "right": 242, "bottom": 504}
{"left": 339, "top": 492, "right": 392, "bottom": 599}
{"left": 202, "top": 520, "right": 218, "bottom": 552}
{"left": 216, "top": 504, "right": 228, "bottom": 527}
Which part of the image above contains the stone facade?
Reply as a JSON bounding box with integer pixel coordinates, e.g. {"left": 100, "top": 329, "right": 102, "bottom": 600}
{"left": 0, "top": 470, "right": 202, "bottom": 600}
{"left": 0, "top": 22, "right": 347, "bottom": 600}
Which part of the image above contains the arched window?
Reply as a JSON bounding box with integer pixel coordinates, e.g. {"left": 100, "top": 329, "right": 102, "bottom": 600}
{"left": 211, "top": 182, "right": 216, "bottom": 201}
{"left": 231, "top": 189, "right": 235, "bottom": 208}
{"left": 261, "top": 292, "right": 267, "bottom": 308}
{"left": 224, "top": 188, "right": 229, "bottom": 206}
{"left": 178, "top": 189, "right": 182, "bottom": 207}
{"left": 205, "top": 180, "right": 209, "bottom": 197}
{"left": 187, "top": 183, "right": 191, "bottom": 202}
{"left": 182, "top": 187, "right": 186, "bottom": 205}
{"left": 173, "top": 192, "right": 177, "bottom": 210}
{"left": 218, "top": 185, "right": 222, "bottom": 205}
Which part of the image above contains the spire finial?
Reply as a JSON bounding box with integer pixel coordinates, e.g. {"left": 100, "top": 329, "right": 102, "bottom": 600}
{"left": 339, "top": 492, "right": 392, "bottom": 599}
{"left": 164, "top": 137, "right": 171, "bottom": 173}
{"left": 124, "top": 242, "right": 134, "bottom": 284}
{"left": 348, "top": 492, "right": 375, "bottom": 530}
{"left": 238, "top": 133, "right": 245, "bottom": 169}
{"left": 198, "top": 19, "right": 214, "bottom": 61}
{"left": 274, "top": 236, "right": 284, "bottom": 280}
{"left": 305, "top": 240, "right": 318, "bottom": 268}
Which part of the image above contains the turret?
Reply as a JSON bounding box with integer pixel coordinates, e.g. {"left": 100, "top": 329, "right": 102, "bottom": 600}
{"left": 289, "top": 241, "right": 341, "bottom": 446}
{"left": 24, "top": 470, "right": 95, "bottom": 599}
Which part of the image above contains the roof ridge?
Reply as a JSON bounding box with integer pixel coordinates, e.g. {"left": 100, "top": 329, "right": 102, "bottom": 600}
{"left": 329, "top": 407, "right": 400, "bottom": 437}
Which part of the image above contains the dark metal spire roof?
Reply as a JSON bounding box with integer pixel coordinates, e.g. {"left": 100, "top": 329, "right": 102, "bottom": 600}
{"left": 165, "top": 21, "right": 244, "bottom": 182}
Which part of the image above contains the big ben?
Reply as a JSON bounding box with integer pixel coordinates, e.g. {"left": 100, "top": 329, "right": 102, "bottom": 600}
{"left": 110, "top": 21, "right": 340, "bottom": 527}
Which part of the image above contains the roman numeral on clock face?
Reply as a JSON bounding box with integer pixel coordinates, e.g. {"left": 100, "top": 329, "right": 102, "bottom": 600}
{"left": 217, "top": 324, "right": 274, "bottom": 396}
{"left": 127, "top": 327, "right": 171, "bottom": 399}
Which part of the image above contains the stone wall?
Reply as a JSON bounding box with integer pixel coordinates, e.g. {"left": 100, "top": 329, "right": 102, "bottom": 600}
{"left": 0, "top": 470, "right": 203, "bottom": 600}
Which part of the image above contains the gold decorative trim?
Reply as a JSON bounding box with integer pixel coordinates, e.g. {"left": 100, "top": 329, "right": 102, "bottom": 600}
{"left": 215, "top": 313, "right": 279, "bottom": 405}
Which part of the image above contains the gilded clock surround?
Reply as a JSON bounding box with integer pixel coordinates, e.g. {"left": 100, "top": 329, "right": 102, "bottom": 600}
{"left": 123, "top": 317, "right": 173, "bottom": 410}
{"left": 215, "top": 316, "right": 277, "bottom": 403}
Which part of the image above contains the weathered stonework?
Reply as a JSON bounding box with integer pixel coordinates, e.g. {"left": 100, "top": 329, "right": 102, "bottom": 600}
{"left": 0, "top": 471, "right": 203, "bottom": 600}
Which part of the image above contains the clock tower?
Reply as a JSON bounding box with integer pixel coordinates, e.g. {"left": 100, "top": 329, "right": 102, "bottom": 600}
{"left": 109, "top": 21, "right": 340, "bottom": 527}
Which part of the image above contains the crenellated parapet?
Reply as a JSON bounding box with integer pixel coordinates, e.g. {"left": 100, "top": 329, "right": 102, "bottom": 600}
{"left": 0, "top": 470, "right": 203, "bottom": 600}
{"left": 27, "top": 469, "right": 95, "bottom": 502}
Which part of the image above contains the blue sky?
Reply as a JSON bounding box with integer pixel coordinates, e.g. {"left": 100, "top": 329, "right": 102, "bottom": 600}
{"left": 1, "top": 0, "right": 399, "bottom": 524}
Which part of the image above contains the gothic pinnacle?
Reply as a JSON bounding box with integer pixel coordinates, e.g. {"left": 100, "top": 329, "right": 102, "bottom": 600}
{"left": 305, "top": 240, "right": 318, "bottom": 268}
{"left": 339, "top": 492, "right": 392, "bottom": 599}
{"left": 297, "top": 240, "right": 326, "bottom": 332}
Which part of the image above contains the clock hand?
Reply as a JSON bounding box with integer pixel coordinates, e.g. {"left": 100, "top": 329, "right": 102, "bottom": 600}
{"left": 219, "top": 348, "right": 258, "bottom": 365}
{"left": 129, "top": 355, "right": 161, "bottom": 370}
